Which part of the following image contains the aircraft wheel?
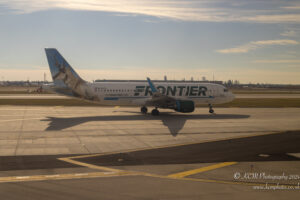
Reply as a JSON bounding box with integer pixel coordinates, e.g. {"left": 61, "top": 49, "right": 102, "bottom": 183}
{"left": 151, "top": 109, "right": 159, "bottom": 116}
{"left": 208, "top": 104, "right": 214, "bottom": 114}
{"left": 141, "top": 106, "right": 148, "bottom": 114}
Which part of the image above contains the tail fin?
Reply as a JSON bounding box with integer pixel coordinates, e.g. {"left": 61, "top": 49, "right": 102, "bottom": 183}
{"left": 45, "top": 48, "right": 90, "bottom": 98}
{"left": 45, "top": 48, "right": 85, "bottom": 88}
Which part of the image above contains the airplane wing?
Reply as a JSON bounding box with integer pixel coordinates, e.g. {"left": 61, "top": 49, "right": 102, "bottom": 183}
{"left": 146, "top": 77, "right": 176, "bottom": 108}
{"left": 146, "top": 77, "right": 195, "bottom": 113}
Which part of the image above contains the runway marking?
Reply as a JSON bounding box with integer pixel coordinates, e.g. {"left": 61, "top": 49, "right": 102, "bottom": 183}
{"left": 0, "top": 117, "right": 45, "bottom": 123}
{"left": 287, "top": 153, "right": 300, "bottom": 159}
{"left": 1, "top": 167, "right": 297, "bottom": 187}
{"left": 16, "top": 176, "right": 30, "bottom": 179}
{"left": 59, "top": 155, "right": 256, "bottom": 187}
{"left": 58, "top": 157, "right": 122, "bottom": 173}
{"left": 168, "top": 162, "right": 237, "bottom": 178}
{"left": 45, "top": 175, "right": 60, "bottom": 178}
{"left": 0, "top": 171, "right": 137, "bottom": 183}
{"left": 114, "top": 106, "right": 120, "bottom": 108}
{"left": 75, "top": 173, "right": 89, "bottom": 176}
{"left": 0, "top": 109, "right": 46, "bottom": 111}
{"left": 57, "top": 132, "right": 290, "bottom": 187}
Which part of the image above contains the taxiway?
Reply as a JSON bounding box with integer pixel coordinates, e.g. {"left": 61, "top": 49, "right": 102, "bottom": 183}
{"left": 0, "top": 106, "right": 299, "bottom": 199}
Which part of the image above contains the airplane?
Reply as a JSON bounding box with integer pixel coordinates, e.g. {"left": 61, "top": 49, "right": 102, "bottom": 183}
{"left": 43, "top": 48, "right": 235, "bottom": 115}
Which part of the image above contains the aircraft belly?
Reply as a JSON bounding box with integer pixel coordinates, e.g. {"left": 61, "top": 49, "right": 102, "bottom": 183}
{"left": 101, "top": 97, "right": 148, "bottom": 106}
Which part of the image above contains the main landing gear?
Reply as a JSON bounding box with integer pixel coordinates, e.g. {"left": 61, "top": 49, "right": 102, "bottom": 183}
{"left": 141, "top": 106, "right": 160, "bottom": 116}
{"left": 151, "top": 108, "right": 159, "bottom": 116}
{"left": 209, "top": 104, "right": 214, "bottom": 114}
{"left": 141, "top": 106, "right": 148, "bottom": 114}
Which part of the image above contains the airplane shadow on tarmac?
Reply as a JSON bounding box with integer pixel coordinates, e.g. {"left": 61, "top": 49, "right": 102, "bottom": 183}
{"left": 43, "top": 113, "right": 250, "bottom": 136}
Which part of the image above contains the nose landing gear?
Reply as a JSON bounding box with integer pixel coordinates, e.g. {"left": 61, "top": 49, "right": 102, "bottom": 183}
{"left": 209, "top": 104, "right": 214, "bottom": 114}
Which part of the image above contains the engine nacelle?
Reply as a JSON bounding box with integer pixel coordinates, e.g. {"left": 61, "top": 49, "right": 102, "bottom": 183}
{"left": 174, "top": 100, "right": 195, "bottom": 113}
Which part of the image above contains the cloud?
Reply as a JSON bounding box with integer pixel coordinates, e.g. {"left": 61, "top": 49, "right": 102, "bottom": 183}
{"left": 282, "top": 6, "right": 300, "bottom": 10}
{"left": 216, "top": 39, "right": 299, "bottom": 54}
{"left": 280, "top": 30, "right": 297, "bottom": 37}
{"left": 280, "top": 28, "right": 300, "bottom": 37}
{"left": 253, "top": 59, "right": 300, "bottom": 64}
{"left": 1, "top": 0, "right": 300, "bottom": 23}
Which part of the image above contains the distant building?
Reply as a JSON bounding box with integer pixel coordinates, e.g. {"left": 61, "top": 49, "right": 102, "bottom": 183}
{"left": 164, "top": 75, "right": 167, "bottom": 81}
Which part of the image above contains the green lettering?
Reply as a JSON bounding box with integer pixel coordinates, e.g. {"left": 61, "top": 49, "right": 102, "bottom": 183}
{"left": 145, "top": 86, "right": 152, "bottom": 96}
{"left": 178, "top": 86, "right": 185, "bottom": 96}
{"left": 167, "top": 86, "right": 176, "bottom": 96}
{"left": 185, "top": 86, "right": 190, "bottom": 96}
{"left": 189, "top": 86, "right": 198, "bottom": 96}
{"left": 198, "top": 86, "right": 207, "bottom": 96}
{"left": 157, "top": 86, "right": 166, "bottom": 95}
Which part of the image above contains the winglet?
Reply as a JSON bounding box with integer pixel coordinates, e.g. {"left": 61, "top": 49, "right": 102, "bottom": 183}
{"left": 147, "top": 77, "right": 158, "bottom": 93}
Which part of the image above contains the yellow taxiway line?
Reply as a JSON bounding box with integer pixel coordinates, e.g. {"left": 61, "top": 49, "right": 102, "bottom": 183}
{"left": 0, "top": 133, "right": 295, "bottom": 187}
{"left": 168, "top": 162, "right": 237, "bottom": 178}
{"left": 55, "top": 133, "right": 281, "bottom": 187}
{"left": 0, "top": 171, "right": 137, "bottom": 183}
{"left": 58, "top": 154, "right": 275, "bottom": 187}
{"left": 58, "top": 157, "right": 122, "bottom": 173}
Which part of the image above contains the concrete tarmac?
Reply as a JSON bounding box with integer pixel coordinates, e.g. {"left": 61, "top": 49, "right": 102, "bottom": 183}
{"left": 0, "top": 106, "right": 300, "bottom": 156}
{"left": 0, "top": 106, "right": 299, "bottom": 199}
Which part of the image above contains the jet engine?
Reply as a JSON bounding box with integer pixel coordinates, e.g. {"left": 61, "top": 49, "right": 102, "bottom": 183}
{"left": 174, "top": 100, "right": 195, "bottom": 113}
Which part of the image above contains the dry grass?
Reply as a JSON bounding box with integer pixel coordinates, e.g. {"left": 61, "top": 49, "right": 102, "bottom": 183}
{"left": 216, "top": 98, "right": 300, "bottom": 108}
{"left": 231, "top": 88, "right": 300, "bottom": 94}
{"left": 0, "top": 86, "right": 51, "bottom": 94}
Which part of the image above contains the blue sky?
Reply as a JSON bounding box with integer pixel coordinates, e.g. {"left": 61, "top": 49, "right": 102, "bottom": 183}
{"left": 0, "top": 0, "right": 300, "bottom": 83}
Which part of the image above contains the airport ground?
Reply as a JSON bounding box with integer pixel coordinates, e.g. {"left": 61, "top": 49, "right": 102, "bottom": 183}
{"left": 0, "top": 92, "right": 299, "bottom": 199}
{"left": 1, "top": 94, "right": 300, "bottom": 107}
{"left": 0, "top": 107, "right": 299, "bottom": 199}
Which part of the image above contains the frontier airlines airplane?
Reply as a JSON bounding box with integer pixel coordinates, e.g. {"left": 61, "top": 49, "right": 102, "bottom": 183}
{"left": 44, "top": 48, "right": 235, "bottom": 115}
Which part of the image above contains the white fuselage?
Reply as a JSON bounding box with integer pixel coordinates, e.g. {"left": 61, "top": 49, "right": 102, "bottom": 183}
{"left": 44, "top": 48, "right": 235, "bottom": 110}
{"left": 83, "top": 81, "right": 235, "bottom": 106}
